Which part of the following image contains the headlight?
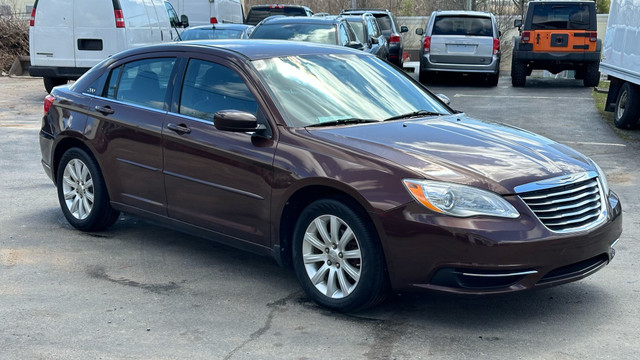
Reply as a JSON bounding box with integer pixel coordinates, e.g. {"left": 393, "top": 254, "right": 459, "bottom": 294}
{"left": 591, "top": 160, "right": 610, "bottom": 196}
{"left": 403, "top": 179, "right": 520, "bottom": 218}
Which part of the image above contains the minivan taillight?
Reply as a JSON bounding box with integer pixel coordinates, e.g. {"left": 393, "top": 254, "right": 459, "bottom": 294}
{"left": 210, "top": 17, "right": 218, "bottom": 24}
{"left": 389, "top": 34, "right": 401, "bottom": 44}
{"left": 30, "top": 8, "right": 36, "bottom": 26}
{"left": 589, "top": 32, "right": 597, "bottom": 42}
{"left": 423, "top": 36, "right": 431, "bottom": 53}
{"left": 44, "top": 95, "right": 55, "bottom": 115}
{"left": 493, "top": 38, "right": 500, "bottom": 55}
{"left": 522, "top": 31, "right": 530, "bottom": 42}
{"left": 115, "top": 10, "right": 125, "bottom": 28}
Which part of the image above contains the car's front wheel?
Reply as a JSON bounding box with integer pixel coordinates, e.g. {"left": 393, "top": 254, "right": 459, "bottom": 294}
{"left": 292, "top": 198, "right": 388, "bottom": 311}
{"left": 57, "top": 148, "right": 120, "bottom": 231}
{"left": 614, "top": 82, "right": 640, "bottom": 129}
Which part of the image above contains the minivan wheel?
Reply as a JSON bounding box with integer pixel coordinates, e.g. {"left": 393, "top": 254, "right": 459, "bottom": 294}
{"left": 57, "top": 148, "right": 120, "bottom": 231}
{"left": 419, "top": 70, "right": 431, "bottom": 84}
{"left": 292, "top": 199, "right": 388, "bottom": 312}
{"left": 583, "top": 62, "right": 600, "bottom": 87}
{"left": 614, "top": 82, "right": 640, "bottom": 129}
{"left": 511, "top": 60, "right": 527, "bottom": 87}
{"left": 44, "top": 77, "right": 68, "bottom": 93}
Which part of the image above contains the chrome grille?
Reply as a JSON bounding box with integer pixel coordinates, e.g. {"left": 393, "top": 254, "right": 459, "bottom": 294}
{"left": 518, "top": 175, "right": 604, "bottom": 232}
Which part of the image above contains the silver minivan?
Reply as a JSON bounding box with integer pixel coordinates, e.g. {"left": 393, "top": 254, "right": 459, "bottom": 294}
{"left": 416, "top": 11, "right": 501, "bottom": 86}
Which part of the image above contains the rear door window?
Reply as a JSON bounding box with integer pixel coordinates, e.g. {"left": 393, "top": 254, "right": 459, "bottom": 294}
{"left": 433, "top": 16, "right": 493, "bottom": 36}
{"left": 107, "top": 58, "right": 176, "bottom": 110}
{"left": 531, "top": 4, "right": 590, "bottom": 30}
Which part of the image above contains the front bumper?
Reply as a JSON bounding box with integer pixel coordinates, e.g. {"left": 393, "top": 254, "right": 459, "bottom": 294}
{"left": 373, "top": 190, "right": 622, "bottom": 294}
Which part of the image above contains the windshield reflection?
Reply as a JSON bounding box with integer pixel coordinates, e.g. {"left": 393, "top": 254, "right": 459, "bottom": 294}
{"left": 252, "top": 54, "right": 450, "bottom": 127}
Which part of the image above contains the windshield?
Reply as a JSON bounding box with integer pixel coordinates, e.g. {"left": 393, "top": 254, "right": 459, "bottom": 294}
{"left": 531, "top": 4, "right": 591, "bottom": 30}
{"left": 433, "top": 16, "right": 493, "bottom": 36}
{"left": 251, "top": 24, "right": 337, "bottom": 45}
{"left": 252, "top": 54, "right": 450, "bottom": 127}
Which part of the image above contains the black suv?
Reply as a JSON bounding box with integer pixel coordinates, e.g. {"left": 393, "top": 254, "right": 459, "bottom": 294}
{"left": 340, "top": 8, "right": 408, "bottom": 67}
{"left": 245, "top": 4, "right": 314, "bottom": 26}
{"left": 249, "top": 16, "right": 362, "bottom": 49}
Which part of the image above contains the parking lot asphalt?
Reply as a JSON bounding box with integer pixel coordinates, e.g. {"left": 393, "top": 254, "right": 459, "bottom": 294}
{"left": 1, "top": 75, "right": 638, "bottom": 359}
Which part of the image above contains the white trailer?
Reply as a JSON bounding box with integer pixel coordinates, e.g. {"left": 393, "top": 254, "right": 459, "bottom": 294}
{"left": 166, "top": 0, "right": 243, "bottom": 26}
{"left": 600, "top": 0, "right": 640, "bottom": 128}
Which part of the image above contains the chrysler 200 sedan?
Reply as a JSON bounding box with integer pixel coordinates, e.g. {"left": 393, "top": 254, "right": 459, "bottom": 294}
{"left": 39, "top": 40, "right": 622, "bottom": 311}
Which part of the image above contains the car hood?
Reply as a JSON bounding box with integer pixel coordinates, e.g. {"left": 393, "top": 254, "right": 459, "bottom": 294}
{"left": 306, "top": 115, "right": 593, "bottom": 194}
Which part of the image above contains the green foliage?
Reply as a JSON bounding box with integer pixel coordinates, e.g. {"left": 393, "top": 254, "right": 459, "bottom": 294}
{"left": 596, "top": 0, "right": 610, "bottom": 14}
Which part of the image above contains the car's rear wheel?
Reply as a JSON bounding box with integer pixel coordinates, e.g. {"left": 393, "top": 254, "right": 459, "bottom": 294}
{"left": 419, "top": 70, "right": 431, "bottom": 84}
{"left": 292, "top": 198, "right": 388, "bottom": 312}
{"left": 44, "top": 77, "right": 68, "bottom": 93}
{"left": 57, "top": 148, "right": 120, "bottom": 231}
{"left": 614, "top": 82, "right": 640, "bottom": 129}
{"left": 511, "top": 60, "right": 527, "bottom": 87}
{"left": 487, "top": 72, "right": 499, "bottom": 87}
{"left": 583, "top": 62, "right": 600, "bottom": 87}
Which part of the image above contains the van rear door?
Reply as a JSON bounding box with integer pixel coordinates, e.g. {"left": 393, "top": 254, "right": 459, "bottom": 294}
{"left": 429, "top": 15, "right": 495, "bottom": 66}
{"left": 30, "top": 0, "right": 75, "bottom": 68}
{"left": 74, "top": 0, "right": 122, "bottom": 68}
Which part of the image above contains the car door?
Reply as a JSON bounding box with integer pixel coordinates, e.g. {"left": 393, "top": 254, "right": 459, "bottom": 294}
{"left": 162, "top": 57, "right": 277, "bottom": 246}
{"left": 87, "top": 56, "right": 177, "bottom": 215}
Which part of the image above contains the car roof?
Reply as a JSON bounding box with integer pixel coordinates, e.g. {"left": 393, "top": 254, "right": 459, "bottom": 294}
{"left": 111, "top": 40, "right": 364, "bottom": 62}
{"left": 432, "top": 10, "right": 494, "bottom": 17}
{"left": 185, "top": 24, "right": 253, "bottom": 31}
{"left": 341, "top": 8, "right": 391, "bottom": 15}
{"left": 259, "top": 15, "right": 343, "bottom": 25}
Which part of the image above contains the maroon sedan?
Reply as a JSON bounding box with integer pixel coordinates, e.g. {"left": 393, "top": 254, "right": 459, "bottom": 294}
{"left": 39, "top": 40, "right": 622, "bottom": 311}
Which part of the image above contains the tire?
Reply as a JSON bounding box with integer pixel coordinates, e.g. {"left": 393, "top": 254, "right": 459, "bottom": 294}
{"left": 511, "top": 60, "right": 527, "bottom": 87}
{"left": 574, "top": 68, "right": 585, "bottom": 80}
{"left": 419, "top": 70, "right": 430, "bottom": 84}
{"left": 487, "top": 72, "right": 499, "bottom": 87}
{"left": 56, "top": 148, "right": 120, "bottom": 231}
{"left": 292, "top": 198, "right": 388, "bottom": 312}
{"left": 43, "top": 77, "right": 68, "bottom": 93}
{"left": 614, "top": 82, "right": 640, "bottom": 129}
{"left": 583, "top": 62, "right": 600, "bottom": 87}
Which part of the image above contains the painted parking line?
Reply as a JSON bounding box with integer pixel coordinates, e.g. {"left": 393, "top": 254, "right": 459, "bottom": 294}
{"left": 453, "top": 94, "right": 593, "bottom": 100}
{"left": 565, "top": 141, "right": 626, "bottom": 147}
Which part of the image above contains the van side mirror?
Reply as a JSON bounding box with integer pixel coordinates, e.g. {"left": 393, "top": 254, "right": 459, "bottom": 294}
{"left": 415, "top": 28, "right": 424, "bottom": 36}
{"left": 400, "top": 26, "right": 408, "bottom": 33}
{"left": 346, "top": 41, "right": 364, "bottom": 50}
{"left": 514, "top": 19, "right": 522, "bottom": 28}
{"left": 181, "top": 14, "right": 190, "bottom": 28}
{"left": 370, "top": 36, "right": 379, "bottom": 45}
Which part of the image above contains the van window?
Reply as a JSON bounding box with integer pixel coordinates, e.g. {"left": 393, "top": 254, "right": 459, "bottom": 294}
{"left": 179, "top": 59, "right": 258, "bottom": 121}
{"left": 433, "top": 16, "right": 493, "bottom": 37}
{"left": 109, "top": 58, "right": 176, "bottom": 110}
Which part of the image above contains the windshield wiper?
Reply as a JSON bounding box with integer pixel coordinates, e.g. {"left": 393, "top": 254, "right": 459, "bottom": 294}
{"left": 305, "top": 118, "right": 380, "bottom": 128}
{"left": 383, "top": 110, "right": 444, "bottom": 122}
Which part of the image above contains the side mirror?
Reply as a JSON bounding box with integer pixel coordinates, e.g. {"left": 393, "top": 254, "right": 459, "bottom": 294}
{"left": 415, "top": 28, "right": 424, "bottom": 36}
{"left": 400, "top": 25, "right": 408, "bottom": 33}
{"left": 514, "top": 19, "right": 522, "bottom": 28}
{"left": 436, "top": 94, "right": 451, "bottom": 106}
{"left": 181, "top": 14, "right": 190, "bottom": 28}
{"left": 346, "top": 41, "right": 364, "bottom": 50}
{"left": 214, "top": 110, "right": 260, "bottom": 132}
{"left": 370, "top": 36, "right": 379, "bottom": 45}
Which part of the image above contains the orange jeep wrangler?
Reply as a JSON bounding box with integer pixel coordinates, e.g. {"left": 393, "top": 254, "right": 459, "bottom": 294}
{"left": 511, "top": 0, "right": 601, "bottom": 87}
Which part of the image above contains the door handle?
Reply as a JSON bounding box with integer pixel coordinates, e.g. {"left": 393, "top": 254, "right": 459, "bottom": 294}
{"left": 167, "top": 123, "right": 191, "bottom": 134}
{"left": 94, "top": 105, "right": 114, "bottom": 115}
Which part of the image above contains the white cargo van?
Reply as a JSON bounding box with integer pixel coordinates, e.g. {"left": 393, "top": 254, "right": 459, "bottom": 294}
{"left": 600, "top": 0, "right": 640, "bottom": 129}
{"left": 167, "top": 0, "right": 243, "bottom": 26}
{"left": 29, "top": 0, "right": 186, "bottom": 92}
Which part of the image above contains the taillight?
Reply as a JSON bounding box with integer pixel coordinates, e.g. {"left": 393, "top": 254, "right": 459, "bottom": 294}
{"left": 30, "top": 8, "right": 36, "bottom": 26}
{"left": 210, "top": 17, "right": 218, "bottom": 24}
{"left": 589, "top": 32, "right": 597, "bottom": 42}
{"left": 423, "top": 36, "right": 431, "bottom": 53}
{"left": 44, "top": 95, "right": 55, "bottom": 115}
{"left": 389, "top": 34, "right": 401, "bottom": 44}
{"left": 115, "top": 9, "right": 125, "bottom": 28}
{"left": 493, "top": 38, "right": 500, "bottom": 55}
{"left": 522, "top": 31, "right": 530, "bottom": 42}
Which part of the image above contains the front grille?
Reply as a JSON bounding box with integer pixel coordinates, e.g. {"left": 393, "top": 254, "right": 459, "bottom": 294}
{"left": 519, "top": 176, "right": 603, "bottom": 232}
